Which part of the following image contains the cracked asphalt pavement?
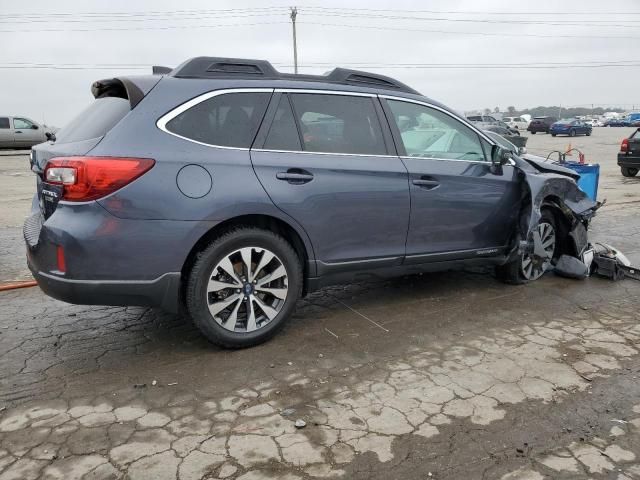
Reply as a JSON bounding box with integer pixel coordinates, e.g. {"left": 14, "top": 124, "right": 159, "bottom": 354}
{"left": 1, "top": 129, "right": 640, "bottom": 479}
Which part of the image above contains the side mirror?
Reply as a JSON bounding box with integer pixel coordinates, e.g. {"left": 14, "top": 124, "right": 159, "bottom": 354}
{"left": 31, "top": 124, "right": 39, "bottom": 130}
{"left": 490, "top": 145, "right": 511, "bottom": 175}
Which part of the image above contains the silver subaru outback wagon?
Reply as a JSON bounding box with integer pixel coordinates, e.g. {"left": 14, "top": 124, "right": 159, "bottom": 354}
{"left": 25, "top": 57, "right": 598, "bottom": 348}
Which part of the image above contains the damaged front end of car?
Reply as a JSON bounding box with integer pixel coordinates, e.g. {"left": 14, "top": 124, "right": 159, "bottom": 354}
{"left": 503, "top": 154, "right": 602, "bottom": 278}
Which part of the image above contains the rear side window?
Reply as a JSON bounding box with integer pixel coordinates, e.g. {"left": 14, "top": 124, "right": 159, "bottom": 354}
{"left": 55, "top": 97, "right": 130, "bottom": 144}
{"left": 13, "top": 118, "right": 35, "bottom": 129}
{"left": 289, "top": 93, "right": 386, "bottom": 155}
{"left": 165, "top": 92, "right": 270, "bottom": 148}
{"left": 0, "top": 117, "right": 9, "bottom": 129}
{"left": 264, "top": 95, "right": 301, "bottom": 151}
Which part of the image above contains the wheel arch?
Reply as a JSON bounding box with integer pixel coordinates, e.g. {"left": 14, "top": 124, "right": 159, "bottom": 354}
{"left": 539, "top": 195, "right": 578, "bottom": 257}
{"left": 180, "top": 214, "right": 314, "bottom": 303}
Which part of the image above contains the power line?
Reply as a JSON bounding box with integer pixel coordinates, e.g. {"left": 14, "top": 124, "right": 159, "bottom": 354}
{"left": 302, "top": 6, "right": 640, "bottom": 15}
{"left": 0, "top": 21, "right": 288, "bottom": 33}
{"left": 2, "top": 61, "right": 640, "bottom": 70}
{"left": 300, "top": 10, "right": 640, "bottom": 28}
{"left": 300, "top": 21, "right": 640, "bottom": 40}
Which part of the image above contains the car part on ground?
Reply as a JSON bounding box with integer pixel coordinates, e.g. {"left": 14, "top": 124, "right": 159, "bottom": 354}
{"left": 591, "top": 243, "right": 640, "bottom": 281}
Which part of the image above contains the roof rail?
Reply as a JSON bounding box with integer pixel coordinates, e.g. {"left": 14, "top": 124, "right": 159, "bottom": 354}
{"left": 170, "top": 57, "right": 419, "bottom": 95}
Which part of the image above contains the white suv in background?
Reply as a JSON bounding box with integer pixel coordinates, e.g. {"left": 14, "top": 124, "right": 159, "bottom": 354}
{"left": 503, "top": 116, "right": 530, "bottom": 131}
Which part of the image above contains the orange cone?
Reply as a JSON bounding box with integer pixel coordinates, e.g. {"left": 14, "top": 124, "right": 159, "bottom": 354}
{"left": 565, "top": 143, "right": 573, "bottom": 155}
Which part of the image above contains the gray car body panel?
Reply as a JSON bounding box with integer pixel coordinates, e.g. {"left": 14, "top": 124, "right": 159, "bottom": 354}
{"left": 25, "top": 71, "right": 598, "bottom": 312}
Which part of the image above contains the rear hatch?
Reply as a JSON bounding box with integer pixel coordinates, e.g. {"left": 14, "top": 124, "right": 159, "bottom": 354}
{"left": 31, "top": 75, "right": 161, "bottom": 218}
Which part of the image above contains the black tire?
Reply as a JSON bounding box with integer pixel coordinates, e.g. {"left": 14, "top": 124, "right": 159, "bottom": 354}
{"left": 569, "top": 129, "right": 576, "bottom": 137}
{"left": 621, "top": 167, "right": 639, "bottom": 177}
{"left": 586, "top": 130, "right": 591, "bottom": 136}
{"left": 495, "top": 209, "right": 558, "bottom": 285}
{"left": 551, "top": 133, "right": 556, "bottom": 137}
{"left": 186, "top": 227, "right": 303, "bottom": 348}
{"left": 531, "top": 131, "right": 537, "bottom": 135}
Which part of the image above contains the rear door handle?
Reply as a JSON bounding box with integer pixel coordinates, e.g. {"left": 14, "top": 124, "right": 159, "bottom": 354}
{"left": 412, "top": 177, "right": 440, "bottom": 189}
{"left": 276, "top": 169, "right": 314, "bottom": 184}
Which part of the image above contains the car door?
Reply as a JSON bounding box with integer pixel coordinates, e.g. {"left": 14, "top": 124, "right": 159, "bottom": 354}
{"left": 12, "top": 117, "right": 42, "bottom": 147}
{"left": 0, "top": 117, "right": 13, "bottom": 147}
{"left": 380, "top": 97, "right": 521, "bottom": 263}
{"left": 251, "top": 91, "right": 410, "bottom": 274}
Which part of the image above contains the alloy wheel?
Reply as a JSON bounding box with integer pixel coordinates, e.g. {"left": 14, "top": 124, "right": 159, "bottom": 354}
{"left": 206, "top": 247, "right": 288, "bottom": 332}
{"left": 521, "top": 222, "right": 555, "bottom": 281}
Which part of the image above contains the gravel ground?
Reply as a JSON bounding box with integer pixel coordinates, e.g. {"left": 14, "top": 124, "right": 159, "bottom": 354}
{"left": 0, "top": 128, "right": 639, "bottom": 479}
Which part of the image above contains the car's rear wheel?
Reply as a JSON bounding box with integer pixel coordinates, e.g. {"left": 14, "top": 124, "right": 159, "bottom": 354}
{"left": 551, "top": 133, "right": 556, "bottom": 137}
{"left": 621, "top": 167, "right": 639, "bottom": 177}
{"left": 569, "top": 129, "right": 576, "bottom": 137}
{"left": 586, "top": 130, "right": 591, "bottom": 136}
{"left": 531, "top": 131, "right": 536, "bottom": 135}
{"left": 496, "top": 210, "right": 557, "bottom": 285}
{"left": 186, "top": 227, "right": 302, "bottom": 348}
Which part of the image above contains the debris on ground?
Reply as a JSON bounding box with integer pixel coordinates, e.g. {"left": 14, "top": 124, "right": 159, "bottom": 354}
{"left": 294, "top": 419, "right": 306, "bottom": 429}
{"left": 281, "top": 408, "right": 296, "bottom": 417}
{"left": 152, "top": 380, "right": 157, "bottom": 386}
{"left": 555, "top": 255, "right": 590, "bottom": 279}
{"left": 592, "top": 243, "right": 640, "bottom": 281}
{"left": 133, "top": 383, "right": 146, "bottom": 389}
{"left": 167, "top": 382, "right": 178, "bottom": 386}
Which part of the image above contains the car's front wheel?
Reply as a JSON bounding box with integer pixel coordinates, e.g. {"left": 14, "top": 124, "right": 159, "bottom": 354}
{"left": 186, "top": 227, "right": 303, "bottom": 348}
{"left": 621, "top": 167, "right": 639, "bottom": 177}
{"left": 569, "top": 129, "right": 576, "bottom": 137}
{"left": 496, "top": 210, "right": 557, "bottom": 285}
{"left": 551, "top": 133, "right": 557, "bottom": 137}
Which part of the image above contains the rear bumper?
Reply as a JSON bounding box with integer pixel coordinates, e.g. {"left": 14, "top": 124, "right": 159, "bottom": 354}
{"left": 527, "top": 126, "right": 549, "bottom": 133}
{"left": 23, "top": 199, "right": 217, "bottom": 313}
{"left": 618, "top": 154, "right": 640, "bottom": 167}
{"left": 31, "top": 269, "right": 181, "bottom": 313}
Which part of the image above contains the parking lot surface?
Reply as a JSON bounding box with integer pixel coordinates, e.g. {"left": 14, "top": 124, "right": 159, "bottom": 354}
{"left": 1, "top": 128, "right": 639, "bottom": 479}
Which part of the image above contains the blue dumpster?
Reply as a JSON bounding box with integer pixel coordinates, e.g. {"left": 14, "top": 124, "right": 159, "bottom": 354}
{"left": 562, "top": 161, "right": 600, "bottom": 201}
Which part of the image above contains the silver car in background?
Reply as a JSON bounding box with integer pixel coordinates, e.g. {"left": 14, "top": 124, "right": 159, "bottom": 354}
{"left": 0, "top": 116, "right": 52, "bottom": 149}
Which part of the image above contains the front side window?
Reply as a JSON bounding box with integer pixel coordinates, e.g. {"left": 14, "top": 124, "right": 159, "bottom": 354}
{"left": 165, "top": 92, "right": 271, "bottom": 148}
{"left": 387, "top": 100, "right": 487, "bottom": 162}
{"left": 13, "top": 118, "right": 34, "bottom": 130}
{"left": 0, "top": 117, "right": 9, "bottom": 129}
{"left": 289, "top": 93, "right": 386, "bottom": 155}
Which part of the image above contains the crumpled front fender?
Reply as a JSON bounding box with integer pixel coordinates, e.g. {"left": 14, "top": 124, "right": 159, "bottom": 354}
{"left": 507, "top": 163, "right": 601, "bottom": 261}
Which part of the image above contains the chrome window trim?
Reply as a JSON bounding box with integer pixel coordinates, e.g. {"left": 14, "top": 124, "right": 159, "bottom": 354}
{"left": 252, "top": 148, "right": 397, "bottom": 159}
{"left": 274, "top": 88, "right": 376, "bottom": 97}
{"left": 156, "top": 88, "right": 274, "bottom": 150}
{"left": 156, "top": 87, "right": 502, "bottom": 161}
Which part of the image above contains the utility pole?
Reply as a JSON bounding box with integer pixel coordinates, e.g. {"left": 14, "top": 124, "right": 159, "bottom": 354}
{"left": 290, "top": 7, "right": 298, "bottom": 74}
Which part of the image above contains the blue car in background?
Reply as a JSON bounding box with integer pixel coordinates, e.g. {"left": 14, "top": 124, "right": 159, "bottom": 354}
{"left": 550, "top": 119, "right": 592, "bottom": 137}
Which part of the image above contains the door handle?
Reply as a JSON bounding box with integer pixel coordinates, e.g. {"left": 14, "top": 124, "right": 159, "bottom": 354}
{"left": 276, "top": 169, "right": 314, "bottom": 184}
{"left": 412, "top": 177, "right": 440, "bottom": 189}
{"left": 15, "top": 131, "right": 22, "bottom": 134}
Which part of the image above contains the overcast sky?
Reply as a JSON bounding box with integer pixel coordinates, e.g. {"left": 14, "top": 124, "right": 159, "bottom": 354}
{"left": 1, "top": 0, "right": 639, "bottom": 126}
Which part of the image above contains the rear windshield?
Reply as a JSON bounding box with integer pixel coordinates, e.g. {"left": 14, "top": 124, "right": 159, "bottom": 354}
{"left": 54, "top": 97, "right": 130, "bottom": 144}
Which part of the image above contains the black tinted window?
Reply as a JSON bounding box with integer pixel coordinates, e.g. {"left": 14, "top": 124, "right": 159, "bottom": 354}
{"left": 289, "top": 94, "right": 386, "bottom": 155}
{"left": 166, "top": 92, "right": 270, "bottom": 148}
{"left": 55, "top": 97, "right": 130, "bottom": 144}
{"left": 0, "top": 118, "right": 8, "bottom": 129}
{"left": 264, "top": 95, "right": 301, "bottom": 151}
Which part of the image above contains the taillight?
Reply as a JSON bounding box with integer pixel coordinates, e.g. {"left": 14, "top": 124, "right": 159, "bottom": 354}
{"left": 44, "top": 157, "right": 155, "bottom": 201}
{"left": 621, "top": 138, "right": 629, "bottom": 153}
